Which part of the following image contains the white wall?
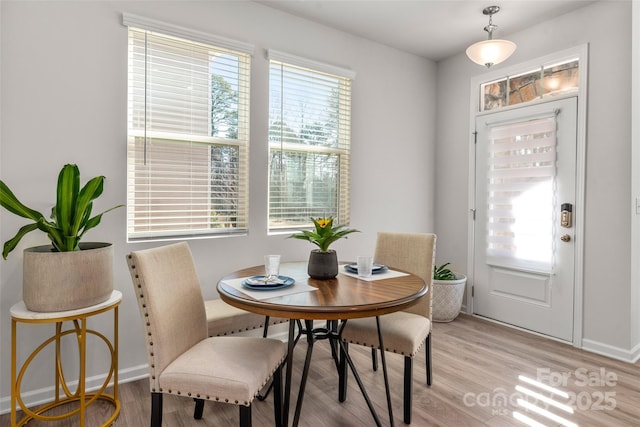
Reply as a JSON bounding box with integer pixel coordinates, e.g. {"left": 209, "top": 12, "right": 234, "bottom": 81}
{"left": 436, "top": 1, "right": 638, "bottom": 360}
{"left": 0, "top": 1, "right": 436, "bottom": 409}
{"left": 631, "top": 0, "right": 640, "bottom": 359}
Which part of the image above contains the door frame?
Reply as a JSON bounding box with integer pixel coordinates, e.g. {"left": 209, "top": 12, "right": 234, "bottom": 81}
{"left": 467, "top": 44, "right": 588, "bottom": 347}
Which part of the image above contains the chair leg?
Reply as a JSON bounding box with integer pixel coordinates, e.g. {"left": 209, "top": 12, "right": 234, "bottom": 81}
{"left": 338, "top": 342, "right": 348, "bottom": 402}
{"left": 273, "top": 364, "right": 283, "bottom": 427}
{"left": 151, "top": 392, "right": 163, "bottom": 427}
{"left": 263, "top": 315, "right": 270, "bottom": 338}
{"left": 256, "top": 380, "right": 273, "bottom": 401}
{"left": 193, "top": 398, "right": 204, "bottom": 419}
{"left": 239, "top": 404, "right": 252, "bottom": 427}
{"left": 404, "top": 356, "right": 413, "bottom": 424}
{"left": 426, "top": 334, "right": 432, "bottom": 386}
{"left": 371, "top": 347, "right": 378, "bottom": 371}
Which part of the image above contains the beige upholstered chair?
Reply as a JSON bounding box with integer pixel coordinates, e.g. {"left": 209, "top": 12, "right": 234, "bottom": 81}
{"left": 126, "top": 242, "right": 286, "bottom": 427}
{"left": 340, "top": 232, "right": 436, "bottom": 424}
{"left": 205, "top": 299, "right": 287, "bottom": 337}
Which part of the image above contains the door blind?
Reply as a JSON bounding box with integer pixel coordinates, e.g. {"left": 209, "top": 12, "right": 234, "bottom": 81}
{"left": 486, "top": 116, "right": 557, "bottom": 271}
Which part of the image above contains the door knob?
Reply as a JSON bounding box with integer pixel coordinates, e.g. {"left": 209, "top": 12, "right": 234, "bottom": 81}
{"left": 560, "top": 234, "right": 571, "bottom": 242}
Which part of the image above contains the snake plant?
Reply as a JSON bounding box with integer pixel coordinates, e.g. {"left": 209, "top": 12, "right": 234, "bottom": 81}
{"left": 0, "top": 164, "right": 123, "bottom": 259}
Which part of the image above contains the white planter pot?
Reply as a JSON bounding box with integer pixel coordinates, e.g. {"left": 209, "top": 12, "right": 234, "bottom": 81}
{"left": 23, "top": 243, "right": 114, "bottom": 312}
{"left": 432, "top": 274, "right": 467, "bottom": 322}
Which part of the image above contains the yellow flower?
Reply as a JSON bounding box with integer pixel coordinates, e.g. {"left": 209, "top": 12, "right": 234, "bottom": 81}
{"left": 316, "top": 218, "right": 330, "bottom": 228}
{"left": 289, "top": 216, "right": 360, "bottom": 252}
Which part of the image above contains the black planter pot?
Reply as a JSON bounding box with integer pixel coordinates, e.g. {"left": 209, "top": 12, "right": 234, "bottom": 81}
{"left": 307, "top": 249, "right": 338, "bottom": 280}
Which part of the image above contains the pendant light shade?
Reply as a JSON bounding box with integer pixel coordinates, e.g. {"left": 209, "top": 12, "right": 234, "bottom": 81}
{"left": 466, "top": 39, "right": 517, "bottom": 68}
{"left": 466, "top": 6, "right": 516, "bottom": 68}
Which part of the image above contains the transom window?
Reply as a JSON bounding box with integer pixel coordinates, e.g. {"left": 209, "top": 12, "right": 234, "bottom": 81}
{"left": 481, "top": 59, "right": 579, "bottom": 112}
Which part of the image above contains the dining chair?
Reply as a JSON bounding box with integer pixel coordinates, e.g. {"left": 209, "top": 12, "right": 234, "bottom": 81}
{"left": 340, "top": 232, "right": 436, "bottom": 424}
{"left": 205, "top": 299, "right": 287, "bottom": 337}
{"left": 204, "top": 300, "right": 289, "bottom": 401}
{"left": 126, "top": 242, "right": 286, "bottom": 427}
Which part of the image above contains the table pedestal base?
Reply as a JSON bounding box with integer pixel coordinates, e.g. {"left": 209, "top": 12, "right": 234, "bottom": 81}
{"left": 284, "top": 317, "right": 394, "bottom": 427}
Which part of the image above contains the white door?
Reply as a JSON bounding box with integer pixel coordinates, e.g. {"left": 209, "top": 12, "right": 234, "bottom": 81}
{"left": 473, "top": 97, "right": 577, "bottom": 342}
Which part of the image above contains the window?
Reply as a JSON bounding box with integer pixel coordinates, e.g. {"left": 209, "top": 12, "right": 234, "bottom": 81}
{"left": 486, "top": 115, "right": 557, "bottom": 272}
{"left": 267, "top": 50, "right": 354, "bottom": 231}
{"left": 481, "top": 59, "right": 579, "bottom": 112}
{"left": 124, "top": 14, "right": 252, "bottom": 240}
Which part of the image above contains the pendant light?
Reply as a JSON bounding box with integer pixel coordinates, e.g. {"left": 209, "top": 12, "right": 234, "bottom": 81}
{"left": 466, "top": 6, "right": 516, "bottom": 68}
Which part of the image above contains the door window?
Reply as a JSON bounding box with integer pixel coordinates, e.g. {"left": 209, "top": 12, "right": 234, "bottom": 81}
{"left": 486, "top": 115, "right": 557, "bottom": 272}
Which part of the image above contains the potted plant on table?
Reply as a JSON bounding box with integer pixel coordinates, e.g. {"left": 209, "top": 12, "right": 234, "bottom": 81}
{"left": 432, "top": 262, "right": 467, "bottom": 322}
{"left": 289, "top": 216, "right": 359, "bottom": 280}
{"left": 0, "top": 164, "right": 123, "bottom": 312}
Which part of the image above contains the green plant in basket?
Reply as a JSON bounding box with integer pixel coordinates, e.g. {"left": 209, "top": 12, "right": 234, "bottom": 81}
{"left": 0, "top": 164, "right": 123, "bottom": 259}
{"left": 434, "top": 262, "right": 457, "bottom": 280}
{"left": 289, "top": 216, "right": 359, "bottom": 252}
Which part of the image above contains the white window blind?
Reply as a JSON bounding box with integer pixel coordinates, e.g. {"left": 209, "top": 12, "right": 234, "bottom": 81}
{"left": 268, "top": 52, "right": 353, "bottom": 231}
{"left": 126, "top": 23, "right": 250, "bottom": 240}
{"left": 486, "top": 116, "right": 557, "bottom": 272}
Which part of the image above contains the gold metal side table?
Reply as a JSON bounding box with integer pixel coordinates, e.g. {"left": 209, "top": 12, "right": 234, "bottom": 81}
{"left": 10, "top": 290, "right": 121, "bottom": 426}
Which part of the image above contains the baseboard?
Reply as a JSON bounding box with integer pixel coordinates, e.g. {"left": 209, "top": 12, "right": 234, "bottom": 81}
{"left": 581, "top": 338, "right": 640, "bottom": 363}
{"left": 469, "top": 313, "right": 640, "bottom": 364}
{"left": 0, "top": 364, "right": 149, "bottom": 415}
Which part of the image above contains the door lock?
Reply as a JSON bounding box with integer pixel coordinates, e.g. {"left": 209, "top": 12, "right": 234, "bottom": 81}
{"left": 560, "top": 234, "right": 571, "bottom": 242}
{"left": 561, "top": 203, "right": 573, "bottom": 228}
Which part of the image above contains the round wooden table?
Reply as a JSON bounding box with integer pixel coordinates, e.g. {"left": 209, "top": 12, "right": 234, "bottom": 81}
{"left": 218, "top": 262, "right": 427, "bottom": 427}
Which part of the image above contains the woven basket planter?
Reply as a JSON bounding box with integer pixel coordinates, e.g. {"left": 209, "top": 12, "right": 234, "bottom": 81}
{"left": 432, "top": 274, "right": 466, "bottom": 322}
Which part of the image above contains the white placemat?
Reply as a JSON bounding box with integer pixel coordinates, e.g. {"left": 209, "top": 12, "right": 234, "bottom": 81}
{"left": 338, "top": 264, "right": 410, "bottom": 281}
{"left": 221, "top": 275, "right": 318, "bottom": 300}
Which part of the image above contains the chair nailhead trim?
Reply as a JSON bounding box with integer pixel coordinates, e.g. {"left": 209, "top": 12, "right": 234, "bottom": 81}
{"left": 158, "top": 390, "right": 258, "bottom": 407}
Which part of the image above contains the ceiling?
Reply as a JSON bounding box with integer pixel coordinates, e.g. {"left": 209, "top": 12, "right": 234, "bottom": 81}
{"left": 255, "top": 0, "right": 595, "bottom": 61}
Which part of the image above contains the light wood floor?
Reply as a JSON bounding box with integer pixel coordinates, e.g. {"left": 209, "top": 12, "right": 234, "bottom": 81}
{"left": 3, "top": 314, "right": 640, "bottom": 426}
